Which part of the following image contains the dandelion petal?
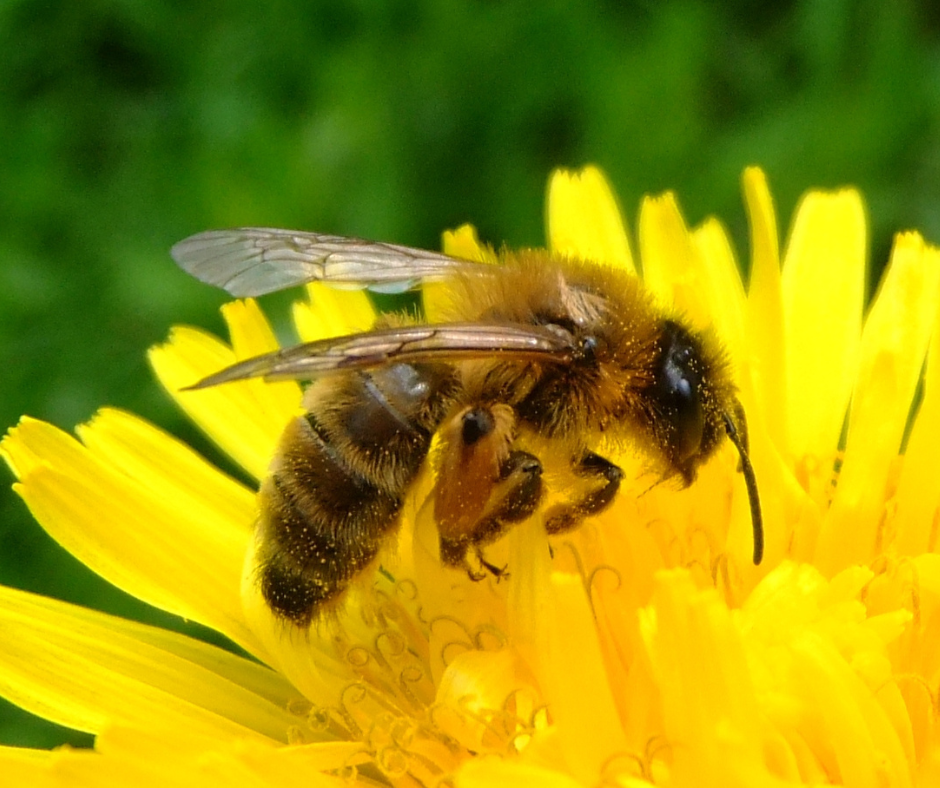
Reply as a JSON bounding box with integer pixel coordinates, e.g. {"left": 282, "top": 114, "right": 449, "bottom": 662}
{"left": 547, "top": 166, "right": 634, "bottom": 272}
{"left": 1, "top": 415, "right": 263, "bottom": 654}
{"left": 819, "top": 233, "right": 940, "bottom": 573}
{"left": 782, "top": 187, "right": 866, "bottom": 461}
{"left": 0, "top": 586, "right": 297, "bottom": 742}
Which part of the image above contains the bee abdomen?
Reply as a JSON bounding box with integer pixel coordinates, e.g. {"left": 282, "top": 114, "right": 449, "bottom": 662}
{"left": 258, "top": 468, "right": 400, "bottom": 624}
{"left": 257, "top": 363, "right": 455, "bottom": 625}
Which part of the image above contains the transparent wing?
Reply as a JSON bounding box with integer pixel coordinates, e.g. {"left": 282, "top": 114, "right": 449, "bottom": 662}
{"left": 184, "top": 322, "right": 574, "bottom": 390}
{"left": 171, "top": 228, "right": 489, "bottom": 297}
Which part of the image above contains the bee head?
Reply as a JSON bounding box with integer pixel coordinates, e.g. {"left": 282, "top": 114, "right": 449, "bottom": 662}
{"left": 648, "top": 320, "right": 763, "bottom": 564}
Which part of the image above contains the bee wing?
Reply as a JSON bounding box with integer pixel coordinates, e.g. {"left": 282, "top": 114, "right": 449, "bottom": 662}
{"left": 172, "top": 228, "right": 486, "bottom": 297}
{"left": 184, "top": 322, "right": 573, "bottom": 390}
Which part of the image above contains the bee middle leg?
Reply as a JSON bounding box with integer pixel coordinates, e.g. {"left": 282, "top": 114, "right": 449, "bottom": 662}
{"left": 544, "top": 451, "right": 624, "bottom": 535}
{"left": 439, "top": 447, "right": 543, "bottom": 581}
{"left": 434, "top": 406, "right": 543, "bottom": 581}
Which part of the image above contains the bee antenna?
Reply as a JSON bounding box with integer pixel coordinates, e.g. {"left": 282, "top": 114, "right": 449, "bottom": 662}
{"left": 720, "top": 408, "right": 764, "bottom": 565}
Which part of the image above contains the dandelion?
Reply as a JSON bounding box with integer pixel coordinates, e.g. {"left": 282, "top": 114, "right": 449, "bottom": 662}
{"left": 3, "top": 165, "right": 940, "bottom": 786}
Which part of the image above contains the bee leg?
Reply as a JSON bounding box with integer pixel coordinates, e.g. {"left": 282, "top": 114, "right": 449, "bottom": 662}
{"left": 438, "top": 446, "right": 543, "bottom": 581}
{"left": 475, "top": 548, "right": 509, "bottom": 581}
{"left": 439, "top": 536, "right": 487, "bottom": 581}
{"left": 545, "top": 451, "right": 624, "bottom": 534}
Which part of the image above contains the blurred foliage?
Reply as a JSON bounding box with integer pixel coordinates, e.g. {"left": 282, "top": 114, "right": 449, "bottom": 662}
{"left": 3, "top": 0, "right": 940, "bottom": 748}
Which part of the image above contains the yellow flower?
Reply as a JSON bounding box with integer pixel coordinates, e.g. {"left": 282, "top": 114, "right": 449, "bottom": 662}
{"left": 2, "top": 165, "right": 940, "bottom": 787}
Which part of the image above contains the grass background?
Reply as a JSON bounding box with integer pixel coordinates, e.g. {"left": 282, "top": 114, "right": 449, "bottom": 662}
{"left": 3, "top": 0, "right": 940, "bottom": 748}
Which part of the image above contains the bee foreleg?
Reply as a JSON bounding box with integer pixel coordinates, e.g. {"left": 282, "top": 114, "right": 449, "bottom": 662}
{"left": 544, "top": 451, "right": 624, "bottom": 534}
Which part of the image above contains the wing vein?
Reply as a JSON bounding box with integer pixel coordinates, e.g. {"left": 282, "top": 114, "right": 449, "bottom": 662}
{"left": 183, "top": 323, "right": 573, "bottom": 390}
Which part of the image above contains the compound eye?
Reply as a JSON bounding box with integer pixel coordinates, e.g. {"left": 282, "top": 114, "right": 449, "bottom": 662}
{"left": 652, "top": 321, "right": 705, "bottom": 466}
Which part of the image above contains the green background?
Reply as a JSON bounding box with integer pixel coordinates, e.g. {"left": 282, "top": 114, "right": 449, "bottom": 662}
{"left": 2, "top": 0, "right": 939, "bottom": 748}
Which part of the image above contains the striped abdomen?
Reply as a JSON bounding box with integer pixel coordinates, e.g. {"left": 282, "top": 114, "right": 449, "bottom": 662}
{"left": 255, "top": 362, "right": 455, "bottom": 625}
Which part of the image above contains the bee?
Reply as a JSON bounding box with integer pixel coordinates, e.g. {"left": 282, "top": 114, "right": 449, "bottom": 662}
{"left": 172, "top": 228, "right": 763, "bottom": 625}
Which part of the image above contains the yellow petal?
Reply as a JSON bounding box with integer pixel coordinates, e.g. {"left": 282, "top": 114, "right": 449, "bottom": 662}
{"left": 637, "top": 192, "right": 697, "bottom": 315}
{"left": 456, "top": 756, "right": 585, "bottom": 788}
{"left": 538, "top": 573, "right": 627, "bottom": 784}
{"left": 690, "top": 217, "right": 748, "bottom": 363}
{"left": 546, "top": 166, "right": 634, "bottom": 272}
{"left": 0, "top": 746, "right": 55, "bottom": 788}
{"left": 819, "top": 232, "right": 940, "bottom": 574}
{"left": 742, "top": 563, "right": 917, "bottom": 785}
{"left": 781, "top": 187, "right": 866, "bottom": 461}
{"left": 742, "top": 167, "right": 788, "bottom": 451}
{"left": 639, "top": 570, "right": 770, "bottom": 785}
{"left": 0, "top": 585, "right": 298, "bottom": 743}
{"left": 0, "top": 746, "right": 53, "bottom": 766}
{"left": 9, "top": 727, "right": 351, "bottom": 787}
{"left": 149, "top": 303, "right": 300, "bottom": 480}
{"left": 98, "top": 726, "right": 366, "bottom": 779}
{"left": 442, "top": 224, "right": 497, "bottom": 263}
{"left": 435, "top": 649, "right": 534, "bottom": 753}
{"left": 294, "top": 283, "right": 375, "bottom": 343}
{"left": 788, "top": 634, "right": 912, "bottom": 788}
{"left": 639, "top": 193, "right": 748, "bottom": 378}
{"left": 506, "top": 517, "right": 554, "bottom": 684}
{"left": 894, "top": 258, "right": 940, "bottom": 556}
{"left": 424, "top": 224, "right": 498, "bottom": 324}
{"left": 1, "top": 415, "right": 260, "bottom": 653}
{"left": 919, "top": 750, "right": 940, "bottom": 788}
{"left": 638, "top": 192, "right": 722, "bottom": 338}
{"left": 75, "top": 408, "right": 254, "bottom": 543}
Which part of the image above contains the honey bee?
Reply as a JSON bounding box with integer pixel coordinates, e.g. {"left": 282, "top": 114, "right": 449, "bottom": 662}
{"left": 172, "top": 228, "right": 763, "bottom": 625}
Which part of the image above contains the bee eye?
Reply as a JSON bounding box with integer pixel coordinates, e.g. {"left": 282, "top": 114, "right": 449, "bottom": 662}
{"left": 653, "top": 321, "right": 705, "bottom": 466}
